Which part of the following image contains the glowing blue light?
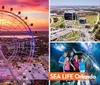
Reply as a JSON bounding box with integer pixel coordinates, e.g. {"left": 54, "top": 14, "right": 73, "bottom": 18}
{"left": 93, "top": 63, "right": 100, "bottom": 71}
{"left": 88, "top": 42, "right": 93, "bottom": 49}
{"left": 53, "top": 44, "right": 66, "bottom": 51}
{"left": 81, "top": 43, "right": 88, "bottom": 50}
{"left": 80, "top": 42, "right": 93, "bottom": 53}
{"left": 87, "top": 42, "right": 91, "bottom": 46}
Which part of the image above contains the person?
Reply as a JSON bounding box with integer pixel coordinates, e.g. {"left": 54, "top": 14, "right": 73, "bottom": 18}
{"left": 63, "top": 57, "right": 75, "bottom": 72}
{"left": 58, "top": 52, "right": 68, "bottom": 85}
{"left": 58, "top": 52, "right": 68, "bottom": 72}
{"left": 79, "top": 57, "right": 86, "bottom": 72}
{"left": 73, "top": 55, "right": 79, "bottom": 72}
{"left": 63, "top": 57, "right": 75, "bottom": 84}
{"left": 78, "top": 57, "right": 88, "bottom": 85}
{"left": 70, "top": 51, "right": 74, "bottom": 62}
{"left": 70, "top": 51, "right": 75, "bottom": 72}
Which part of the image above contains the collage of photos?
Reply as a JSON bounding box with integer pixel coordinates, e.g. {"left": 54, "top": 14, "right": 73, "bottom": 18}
{"left": 0, "top": 0, "right": 99, "bottom": 85}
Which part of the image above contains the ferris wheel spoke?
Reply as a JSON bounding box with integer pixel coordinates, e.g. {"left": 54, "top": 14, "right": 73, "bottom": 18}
{"left": 0, "top": 12, "right": 3, "bottom": 31}
{"left": 8, "top": 20, "right": 18, "bottom": 30}
{"left": 5, "top": 14, "right": 18, "bottom": 31}
{"left": 4, "top": 13, "right": 19, "bottom": 31}
{"left": 1, "top": 27, "right": 10, "bottom": 31}
{"left": 8, "top": 44, "right": 18, "bottom": 62}
{"left": 13, "top": 21, "right": 26, "bottom": 31}
{"left": 5, "top": 13, "right": 26, "bottom": 31}
{"left": 14, "top": 23, "right": 21, "bottom": 30}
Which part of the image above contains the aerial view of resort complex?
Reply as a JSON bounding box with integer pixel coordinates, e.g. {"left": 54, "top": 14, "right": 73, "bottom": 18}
{"left": 50, "top": 0, "right": 100, "bottom": 41}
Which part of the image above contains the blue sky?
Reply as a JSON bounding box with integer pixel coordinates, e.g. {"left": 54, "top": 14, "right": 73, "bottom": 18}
{"left": 51, "top": 0, "right": 100, "bottom": 6}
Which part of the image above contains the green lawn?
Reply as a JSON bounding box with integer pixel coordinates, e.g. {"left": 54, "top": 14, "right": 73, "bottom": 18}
{"left": 73, "top": 15, "right": 98, "bottom": 28}
{"left": 73, "top": 20, "right": 80, "bottom": 28}
{"left": 55, "top": 31, "right": 80, "bottom": 41}
{"left": 99, "top": 15, "right": 100, "bottom": 20}
{"left": 86, "top": 15, "right": 97, "bottom": 27}
{"left": 50, "top": 16, "right": 64, "bottom": 28}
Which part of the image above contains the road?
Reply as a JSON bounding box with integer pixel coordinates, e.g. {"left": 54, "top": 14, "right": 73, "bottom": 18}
{"left": 50, "top": 27, "right": 93, "bottom": 41}
{"left": 96, "top": 12, "right": 99, "bottom": 24}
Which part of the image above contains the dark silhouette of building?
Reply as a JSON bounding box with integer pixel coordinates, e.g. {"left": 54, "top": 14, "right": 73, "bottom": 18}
{"left": 64, "top": 11, "right": 77, "bottom": 20}
{"left": 79, "top": 17, "right": 86, "bottom": 24}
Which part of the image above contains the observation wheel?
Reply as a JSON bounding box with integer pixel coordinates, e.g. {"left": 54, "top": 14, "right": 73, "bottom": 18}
{"left": 0, "top": 6, "right": 34, "bottom": 84}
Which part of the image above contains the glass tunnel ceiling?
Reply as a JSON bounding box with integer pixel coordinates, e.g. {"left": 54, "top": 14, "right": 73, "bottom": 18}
{"left": 51, "top": 43, "right": 100, "bottom": 53}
